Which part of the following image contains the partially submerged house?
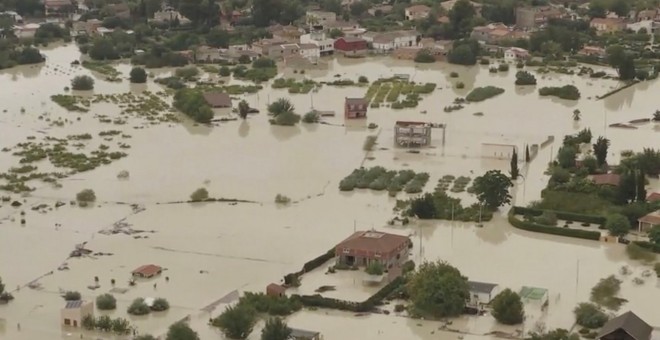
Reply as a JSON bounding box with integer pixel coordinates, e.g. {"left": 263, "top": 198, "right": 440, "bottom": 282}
{"left": 468, "top": 281, "right": 499, "bottom": 306}
{"left": 597, "top": 311, "right": 652, "bottom": 340}
{"left": 131, "top": 264, "right": 162, "bottom": 278}
{"left": 637, "top": 210, "right": 660, "bottom": 232}
{"left": 590, "top": 173, "right": 622, "bottom": 187}
{"left": 202, "top": 92, "right": 232, "bottom": 108}
{"left": 266, "top": 283, "right": 286, "bottom": 297}
{"left": 334, "top": 37, "right": 368, "bottom": 57}
{"left": 290, "top": 328, "right": 322, "bottom": 340}
{"left": 394, "top": 121, "right": 432, "bottom": 147}
{"left": 344, "top": 97, "right": 368, "bottom": 119}
{"left": 335, "top": 230, "right": 411, "bottom": 268}
{"left": 61, "top": 300, "right": 93, "bottom": 328}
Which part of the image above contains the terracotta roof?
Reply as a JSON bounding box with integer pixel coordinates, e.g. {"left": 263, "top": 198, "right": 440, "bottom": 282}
{"left": 590, "top": 173, "right": 621, "bottom": 186}
{"left": 406, "top": 4, "right": 430, "bottom": 13}
{"left": 638, "top": 211, "right": 660, "bottom": 225}
{"left": 339, "top": 37, "right": 365, "bottom": 43}
{"left": 202, "top": 92, "right": 232, "bottom": 108}
{"left": 336, "top": 230, "right": 410, "bottom": 254}
{"left": 267, "top": 283, "right": 286, "bottom": 294}
{"left": 647, "top": 192, "right": 660, "bottom": 202}
{"left": 345, "top": 97, "right": 367, "bottom": 105}
{"left": 597, "top": 311, "right": 652, "bottom": 340}
{"left": 131, "top": 264, "right": 162, "bottom": 277}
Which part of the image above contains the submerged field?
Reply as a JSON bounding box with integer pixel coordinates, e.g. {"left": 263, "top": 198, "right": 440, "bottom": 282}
{"left": 0, "top": 43, "right": 659, "bottom": 339}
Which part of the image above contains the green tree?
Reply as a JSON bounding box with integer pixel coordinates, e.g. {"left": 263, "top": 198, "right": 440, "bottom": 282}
{"left": 407, "top": 261, "right": 469, "bottom": 317}
{"left": 582, "top": 156, "right": 598, "bottom": 174}
{"left": 510, "top": 149, "right": 519, "bottom": 180}
{"left": 127, "top": 298, "right": 150, "bottom": 315}
{"left": 167, "top": 321, "right": 200, "bottom": 340}
{"left": 96, "top": 315, "right": 113, "bottom": 332}
{"left": 82, "top": 314, "right": 96, "bottom": 330}
{"left": 515, "top": 71, "right": 536, "bottom": 85}
{"left": 219, "top": 66, "right": 231, "bottom": 76}
{"left": 491, "top": 289, "right": 524, "bottom": 325}
{"left": 268, "top": 98, "right": 294, "bottom": 116}
{"left": 605, "top": 213, "right": 631, "bottom": 236}
{"left": 63, "top": 291, "right": 81, "bottom": 301}
{"left": 609, "top": 0, "right": 629, "bottom": 17}
{"left": 238, "top": 100, "right": 250, "bottom": 119}
{"left": 151, "top": 298, "right": 170, "bottom": 311}
{"left": 606, "top": 45, "right": 636, "bottom": 80}
{"left": 588, "top": 0, "right": 607, "bottom": 18}
{"left": 365, "top": 261, "right": 384, "bottom": 275}
{"left": 557, "top": 146, "right": 577, "bottom": 169}
{"left": 321, "top": 0, "right": 342, "bottom": 14}
{"left": 130, "top": 67, "right": 147, "bottom": 83}
{"left": 71, "top": 75, "right": 95, "bottom": 91}
{"left": 190, "top": 187, "right": 209, "bottom": 201}
{"left": 96, "top": 293, "right": 117, "bottom": 310}
{"left": 649, "top": 225, "right": 660, "bottom": 245}
{"left": 111, "top": 317, "right": 131, "bottom": 334}
{"left": 173, "top": 88, "right": 214, "bottom": 123}
{"left": 212, "top": 305, "right": 257, "bottom": 339}
{"left": 447, "top": 44, "right": 476, "bottom": 65}
{"left": 349, "top": 1, "right": 368, "bottom": 16}
{"left": 206, "top": 28, "right": 230, "bottom": 48}
{"left": 76, "top": 189, "right": 96, "bottom": 202}
{"left": 573, "top": 109, "right": 581, "bottom": 121}
{"left": 448, "top": 0, "right": 476, "bottom": 38}
{"left": 261, "top": 317, "right": 292, "bottom": 340}
{"left": 89, "top": 37, "right": 120, "bottom": 60}
{"left": 525, "top": 145, "right": 530, "bottom": 162}
{"left": 414, "top": 49, "right": 436, "bottom": 63}
{"left": 473, "top": 170, "right": 513, "bottom": 210}
{"left": 593, "top": 136, "right": 610, "bottom": 166}
{"left": 574, "top": 302, "right": 608, "bottom": 328}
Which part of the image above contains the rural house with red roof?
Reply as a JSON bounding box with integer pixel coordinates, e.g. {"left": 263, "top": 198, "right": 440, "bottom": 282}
{"left": 335, "top": 230, "right": 411, "bottom": 268}
{"left": 132, "top": 264, "right": 162, "bottom": 278}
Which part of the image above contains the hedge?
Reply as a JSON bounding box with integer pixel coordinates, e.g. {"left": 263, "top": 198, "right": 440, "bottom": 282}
{"left": 284, "top": 248, "right": 335, "bottom": 285}
{"left": 294, "top": 276, "right": 406, "bottom": 312}
{"left": 512, "top": 206, "right": 606, "bottom": 225}
{"left": 508, "top": 208, "right": 601, "bottom": 240}
{"left": 633, "top": 241, "right": 660, "bottom": 254}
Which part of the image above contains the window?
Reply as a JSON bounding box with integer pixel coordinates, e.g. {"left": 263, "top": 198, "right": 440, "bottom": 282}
{"left": 342, "top": 248, "right": 350, "bottom": 254}
{"left": 374, "top": 252, "right": 381, "bottom": 258}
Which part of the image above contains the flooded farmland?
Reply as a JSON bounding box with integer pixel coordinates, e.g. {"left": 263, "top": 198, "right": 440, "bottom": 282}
{"left": 1, "top": 43, "right": 659, "bottom": 340}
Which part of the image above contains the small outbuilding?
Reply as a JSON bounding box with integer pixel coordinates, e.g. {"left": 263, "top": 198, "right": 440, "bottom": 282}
{"left": 637, "top": 210, "right": 660, "bottom": 232}
{"left": 597, "top": 311, "right": 652, "bottom": 340}
{"left": 467, "top": 281, "right": 499, "bottom": 306}
{"left": 61, "top": 300, "right": 94, "bottom": 328}
{"left": 394, "top": 121, "right": 432, "bottom": 147}
{"left": 344, "top": 97, "right": 368, "bottom": 119}
{"left": 266, "top": 283, "right": 286, "bottom": 297}
{"left": 131, "top": 264, "right": 162, "bottom": 278}
{"left": 202, "top": 92, "right": 232, "bottom": 108}
{"left": 290, "top": 328, "right": 322, "bottom": 340}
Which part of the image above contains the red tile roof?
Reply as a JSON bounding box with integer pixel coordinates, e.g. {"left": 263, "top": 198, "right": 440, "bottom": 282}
{"left": 345, "top": 97, "right": 367, "bottom": 105}
{"left": 590, "top": 174, "right": 621, "bottom": 186}
{"left": 638, "top": 211, "right": 660, "bottom": 225}
{"left": 267, "top": 283, "right": 286, "bottom": 294}
{"left": 336, "top": 230, "right": 410, "bottom": 254}
{"left": 132, "top": 264, "right": 162, "bottom": 277}
{"left": 646, "top": 192, "right": 660, "bottom": 202}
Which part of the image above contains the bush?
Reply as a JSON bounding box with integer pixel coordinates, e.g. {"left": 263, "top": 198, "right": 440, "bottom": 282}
{"left": 574, "top": 303, "right": 608, "bottom": 328}
{"left": 455, "top": 82, "right": 465, "bottom": 89}
{"left": 480, "top": 58, "right": 490, "bottom": 65}
{"left": 508, "top": 208, "right": 601, "bottom": 240}
{"left": 626, "top": 243, "right": 656, "bottom": 262}
{"left": 498, "top": 64, "right": 509, "bottom": 72}
{"left": 358, "top": 76, "right": 368, "bottom": 83}
{"left": 63, "top": 291, "right": 81, "bottom": 301}
{"left": 127, "top": 298, "right": 150, "bottom": 315}
{"left": 275, "top": 194, "right": 291, "bottom": 204}
{"left": 252, "top": 57, "right": 276, "bottom": 68}
{"left": 219, "top": 66, "right": 231, "bottom": 76}
{"left": 71, "top": 75, "right": 94, "bottom": 90}
{"left": 533, "top": 211, "right": 558, "bottom": 226}
{"left": 515, "top": 71, "right": 536, "bottom": 85}
{"left": 190, "top": 188, "right": 209, "bottom": 201}
{"left": 302, "top": 111, "right": 320, "bottom": 123}
{"left": 449, "top": 72, "right": 459, "bottom": 78}
{"left": 76, "top": 189, "right": 96, "bottom": 203}
{"left": 539, "top": 85, "right": 580, "bottom": 100}
{"left": 96, "top": 294, "right": 116, "bottom": 310}
{"left": 491, "top": 289, "right": 524, "bottom": 325}
{"left": 174, "top": 66, "right": 199, "bottom": 80}
{"left": 365, "top": 262, "right": 384, "bottom": 275}
{"left": 447, "top": 43, "right": 477, "bottom": 65}
{"left": 465, "top": 86, "right": 505, "bottom": 102}
{"left": 270, "top": 111, "right": 301, "bottom": 126}
{"left": 394, "top": 304, "right": 405, "bottom": 312}
{"left": 129, "top": 67, "right": 147, "bottom": 83}
{"left": 212, "top": 305, "right": 257, "bottom": 339}
{"left": 151, "top": 298, "right": 170, "bottom": 311}
{"left": 414, "top": 49, "right": 436, "bottom": 63}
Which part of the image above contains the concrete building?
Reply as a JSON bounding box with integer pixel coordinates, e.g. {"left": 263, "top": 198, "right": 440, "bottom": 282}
{"left": 152, "top": 7, "right": 191, "bottom": 25}
{"left": 299, "top": 43, "right": 320, "bottom": 63}
{"left": 470, "top": 23, "right": 512, "bottom": 44}
{"left": 405, "top": 5, "right": 431, "bottom": 21}
{"left": 590, "top": 17, "right": 626, "bottom": 34}
{"left": 515, "top": 6, "right": 564, "bottom": 29}
{"left": 131, "top": 264, "right": 162, "bottom": 278}
{"left": 468, "top": 281, "right": 500, "bottom": 306}
{"left": 335, "top": 230, "right": 411, "bottom": 268}
{"left": 300, "top": 29, "right": 334, "bottom": 56}
{"left": 306, "top": 10, "right": 336, "bottom": 25}
{"left": 60, "top": 300, "right": 93, "bottom": 328}
{"left": 252, "top": 38, "right": 287, "bottom": 57}
{"left": 344, "top": 97, "right": 368, "bottom": 119}
{"left": 597, "top": 311, "right": 652, "bottom": 340}
{"left": 504, "top": 47, "right": 530, "bottom": 61}
{"left": 394, "top": 121, "right": 432, "bottom": 147}
{"left": 363, "top": 30, "right": 419, "bottom": 51}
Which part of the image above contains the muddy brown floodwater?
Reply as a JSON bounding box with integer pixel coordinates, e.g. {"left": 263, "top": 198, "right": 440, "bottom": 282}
{"left": 1, "top": 43, "right": 659, "bottom": 340}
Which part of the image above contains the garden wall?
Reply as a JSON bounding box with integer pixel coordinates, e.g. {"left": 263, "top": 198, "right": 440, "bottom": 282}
{"left": 508, "top": 207, "right": 602, "bottom": 241}
{"left": 284, "top": 248, "right": 335, "bottom": 285}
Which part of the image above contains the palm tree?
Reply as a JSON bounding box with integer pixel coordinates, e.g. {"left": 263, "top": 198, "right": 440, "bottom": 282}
{"left": 573, "top": 109, "right": 581, "bottom": 121}
{"left": 267, "top": 98, "right": 294, "bottom": 116}
{"left": 261, "top": 317, "right": 291, "bottom": 340}
{"left": 592, "top": 136, "right": 610, "bottom": 166}
{"left": 238, "top": 100, "right": 250, "bottom": 119}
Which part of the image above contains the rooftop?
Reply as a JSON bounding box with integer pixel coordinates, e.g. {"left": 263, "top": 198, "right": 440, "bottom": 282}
{"left": 336, "top": 230, "right": 410, "bottom": 254}
{"left": 290, "top": 328, "right": 321, "bottom": 339}
{"left": 395, "top": 121, "right": 430, "bottom": 127}
{"left": 597, "top": 311, "right": 652, "bottom": 340}
{"left": 64, "top": 300, "right": 84, "bottom": 309}
{"left": 202, "top": 92, "right": 232, "bottom": 108}
{"left": 646, "top": 192, "right": 660, "bottom": 202}
{"left": 406, "top": 4, "right": 431, "bottom": 12}
{"left": 468, "top": 281, "right": 498, "bottom": 294}
{"left": 638, "top": 211, "right": 660, "bottom": 225}
{"left": 131, "top": 264, "right": 162, "bottom": 277}
{"left": 345, "top": 97, "right": 368, "bottom": 105}
{"left": 590, "top": 173, "right": 621, "bottom": 186}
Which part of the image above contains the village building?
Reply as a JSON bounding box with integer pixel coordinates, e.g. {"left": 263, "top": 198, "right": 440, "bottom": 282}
{"left": 368, "top": 5, "right": 393, "bottom": 16}
{"left": 344, "top": 97, "right": 368, "bottom": 119}
{"left": 441, "top": 0, "right": 482, "bottom": 17}
{"left": 14, "top": 23, "right": 41, "bottom": 38}
{"left": 597, "top": 311, "right": 652, "bottom": 340}
{"left": 420, "top": 38, "right": 453, "bottom": 58}
{"left": 590, "top": 17, "right": 626, "bottom": 34}
{"left": 266, "top": 283, "right": 286, "bottom": 297}
{"left": 151, "top": 7, "right": 192, "bottom": 25}
{"left": 589, "top": 173, "right": 621, "bottom": 187}
{"left": 269, "top": 43, "right": 301, "bottom": 60}
{"left": 202, "top": 92, "right": 232, "bottom": 108}
{"left": 300, "top": 29, "right": 334, "bottom": 56}
{"left": 131, "top": 264, "right": 163, "bottom": 278}
{"left": 637, "top": 210, "right": 660, "bottom": 232}
{"left": 0, "top": 11, "right": 23, "bottom": 23}
{"left": 646, "top": 192, "right": 660, "bottom": 203}
{"left": 290, "top": 328, "right": 322, "bottom": 340}
{"left": 335, "top": 230, "right": 411, "bottom": 267}
{"left": 306, "top": 10, "right": 336, "bottom": 25}
{"left": 504, "top": 47, "right": 530, "bottom": 61}
{"left": 468, "top": 281, "right": 500, "bottom": 306}
{"left": 470, "top": 23, "right": 513, "bottom": 44}
{"left": 323, "top": 20, "right": 361, "bottom": 32}
{"left": 60, "top": 300, "right": 94, "bottom": 328}
{"left": 334, "top": 37, "right": 368, "bottom": 57}
{"left": 636, "top": 9, "right": 658, "bottom": 21}
{"left": 299, "top": 43, "right": 320, "bottom": 63}
{"left": 578, "top": 45, "right": 607, "bottom": 59}
{"left": 72, "top": 19, "right": 103, "bottom": 36}
{"left": 195, "top": 45, "right": 222, "bottom": 62}
{"left": 363, "top": 30, "right": 419, "bottom": 52}
{"left": 394, "top": 121, "right": 432, "bottom": 147}
{"left": 45, "top": 0, "right": 74, "bottom": 16}
{"left": 270, "top": 25, "right": 303, "bottom": 43}
{"left": 252, "top": 38, "right": 288, "bottom": 57}
{"left": 107, "top": 3, "right": 131, "bottom": 19}
{"left": 405, "top": 5, "right": 431, "bottom": 21}
{"left": 515, "top": 6, "right": 565, "bottom": 29}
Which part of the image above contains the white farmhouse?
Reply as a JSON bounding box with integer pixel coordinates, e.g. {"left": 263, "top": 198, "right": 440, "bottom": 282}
{"left": 300, "top": 30, "right": 334, "bottom": 56}
{"left": 299, "top": 43, "right": 320, "bottom": 63}
{"left": 363, "top": 30, "right": 419, "bottom": 51}
{"left": 468, "top": 281, "right": 499, "bottom": 306}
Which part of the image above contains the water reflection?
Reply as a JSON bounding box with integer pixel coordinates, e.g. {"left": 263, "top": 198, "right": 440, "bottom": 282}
{"left": 270, "top": 125, "right": 301, "bottom": 141}
{"left": 514, "top": 85, "right": 535, "bottom": 96}
{"left": 238, "top": 120, "right": 250, "bottom": 138}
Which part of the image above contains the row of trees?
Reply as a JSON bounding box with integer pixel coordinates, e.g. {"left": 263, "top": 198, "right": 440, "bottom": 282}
{"left": 213, "top": 305, "right": 296, "bottom": 340}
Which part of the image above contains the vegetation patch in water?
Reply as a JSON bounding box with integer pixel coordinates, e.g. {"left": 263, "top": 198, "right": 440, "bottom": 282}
{"left": 51, "top": 95, "right": 90, "bottom": 112}
{"left": 81, "top": 61, "right": 121, "bottom": 81}
{"left": 465, "top": 86, "right": 505, "bottom": 102}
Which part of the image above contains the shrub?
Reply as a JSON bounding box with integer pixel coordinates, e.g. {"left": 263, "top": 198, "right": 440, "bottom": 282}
{"left": 394, "top": 304, "right": 405, "bottom": 312}
{"left": 76, "top": 189, "right": 96, "bottom": 203}
{"left": 465, "top": 86, "right": 505, "bottom": 102}
{"left": 358, "top": 75, "right": 368, "bottom": 83}
{"left": 365, "top": 262, "right": 384, "bottom": 275}
{"left": 539, "top": 85, "right": 580, "bottom": 100}
{"left": 302, "top": 111, "right": 320, "bottom": 123}
{"left": 151, "top": 298, "right": 170, "bottom": 312}
{"left": 219, "top": 66, "right": 231, "bottom": 76}
{"left": 449, "top": 71, "right": 459, "bottom": 78}
{"left": 71, "top": 75, "right": 94, "bottom": 90}
{"left": 508, "top": 208, "right": 601, "bottom": 240}
{"left": 574, "top": 303, "right": 608, "bottom": 328}
{"left": 480, "top": 58, "right": 490, "bottom": 65}
{"left": 63, "top": 291, "right": 81, "bottom": 301}
{"left": 190, "top": 188, "right": 209, "bottom": 201}
{"left": 515, "top": 71, "right": 536, "bottom": 85}
{"left": 414, "top": 49, "right": 436, "bottom": 63}
{"left": 252, "top": 57, "right": 276, "bottom": 68}
{"left": 212, "top": 305, "right": 257, "bottom": 339}
{"left": 455, "top": 82, "right": 465, "bottom": 89}
{"left": 447, "top": 43, "right": 477, "bottom": 65}
{"left": 174, "top": 66, "right": 199, "bottom": 80}
{"left": 129, "top": 67, "right": 147, "bottom": 83}
{"left": 626, "top": 243, "right": 656, "bottom": 262}
{"left": 275, "top": 194, "right": 291, "bottom": 204}
{"left": 533, "top": 211, "right": 557, "bottom": 226}
{"left": 96, "top": 294, "right": 116, "bottom": 310}
{"left": 498, "top": 64, "right": 509, "bottom": 72}
{"left": 127, "top": 298, "right": 150, "bottom": 315}
{"left": 491, "top": 289, "right": 524, "bottom": 325}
